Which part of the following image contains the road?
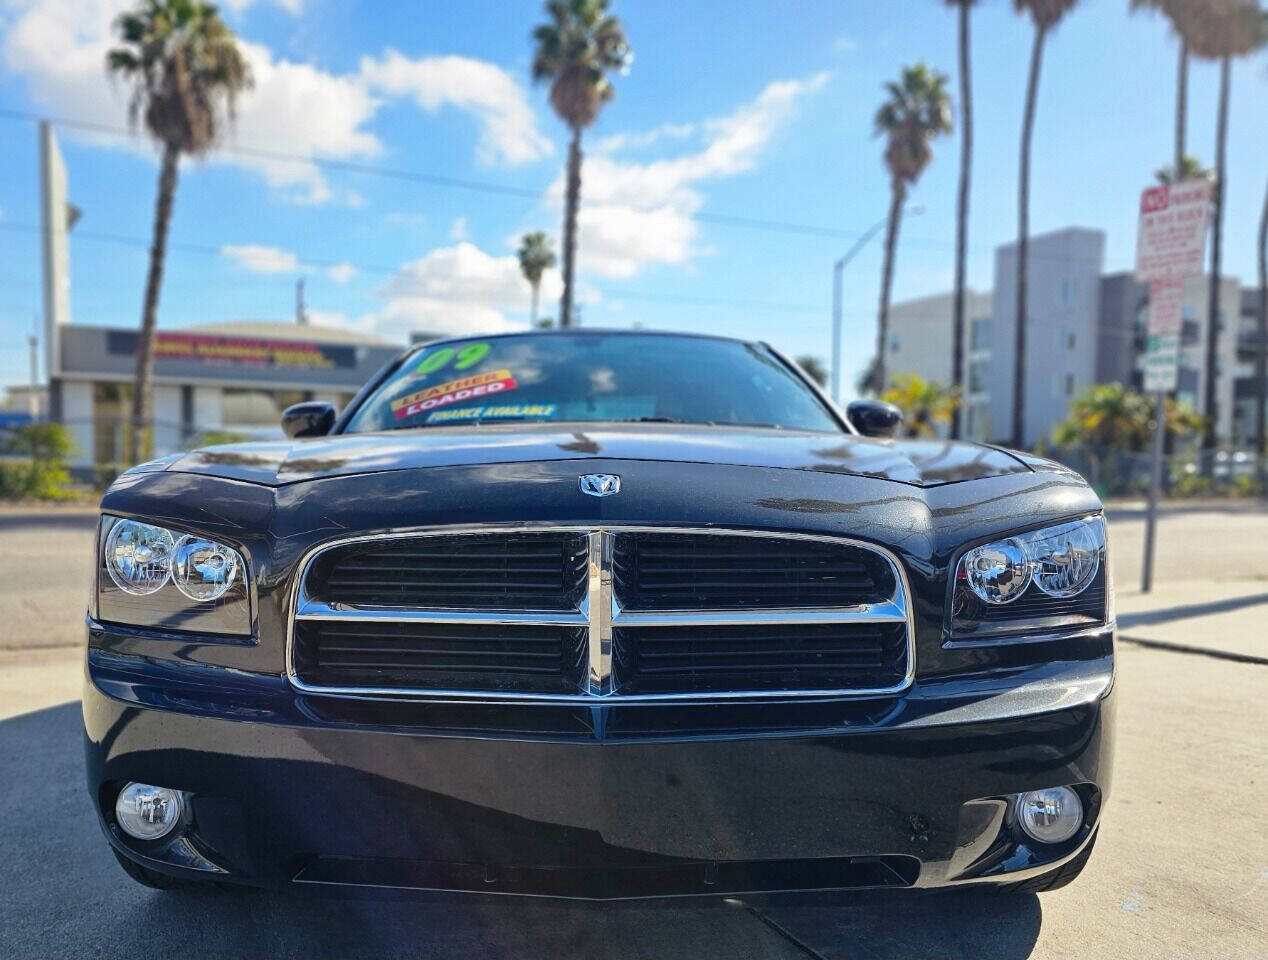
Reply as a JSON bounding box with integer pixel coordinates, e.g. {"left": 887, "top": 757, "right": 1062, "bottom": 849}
{"left": 1, "top": 504, "right": 1265, "bottom": 958}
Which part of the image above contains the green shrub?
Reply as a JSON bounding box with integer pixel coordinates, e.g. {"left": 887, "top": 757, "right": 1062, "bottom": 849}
{"left": 1229, "top": 474, "right": 1264, "bottom": 498}
{"left": 1172, "top": 473, "right": 1212, "bottom": 497}
{"left": 0, "top": 423, "right": 79, "bottom": 501}
{"left": 192, "top": 429, "right": 252, "bottom": 447}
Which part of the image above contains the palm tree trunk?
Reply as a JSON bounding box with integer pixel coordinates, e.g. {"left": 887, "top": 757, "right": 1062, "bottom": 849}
{"left": 1174, "top": 38, "right": 1187, "bottom": 173}
{"left": 1202, "top": 55, "right": 1230, "bottom": 466}
{"left": 1013, "top": 21, "right": 1046, "bottom": 450}
{"left": 875, "top": 180, "right": 906, "bottom": 393}
{"left": 530, "top": 281, "right": 540, "bottom": 325}
{"left": 1255, "top": 173, "right": 1266, "bottom": 474}
{"left": 559, "top": 127, "right": 582, "bottom": 328}
{"left": 951, "top": 0, "right": 972, "bottom": 440}
{"left": 127, "top": 142, "right": 179, "bottom": 466}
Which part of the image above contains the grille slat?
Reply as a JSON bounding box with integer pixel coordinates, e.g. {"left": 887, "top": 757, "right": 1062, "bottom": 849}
{"left": 295, "top": 619, "right": 587, "bottom": 693}
{"left": 307, "top": 532, "right": 589, "bottom": 610}
{"left": 613, "top": 533, "right": 893, "bottom": 611}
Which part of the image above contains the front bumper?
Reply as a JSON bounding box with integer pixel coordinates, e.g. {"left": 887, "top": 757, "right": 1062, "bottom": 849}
{"left": 84, "top": 639, "right": 1114, "bottom": 900}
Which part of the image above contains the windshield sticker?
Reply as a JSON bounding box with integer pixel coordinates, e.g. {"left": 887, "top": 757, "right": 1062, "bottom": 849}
{"left": 426, "top": 403, "right": 557, "bottom": 424}
{"left": 391, "top": 368, "right": 518, "bottom": 420}
{"left": 415, "top": 341, "right": 491, "bottom": 377}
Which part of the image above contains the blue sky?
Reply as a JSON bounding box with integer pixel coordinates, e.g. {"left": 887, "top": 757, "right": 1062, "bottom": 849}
{"left": 1, "top": 0, "right": 1266, "bottom": 396}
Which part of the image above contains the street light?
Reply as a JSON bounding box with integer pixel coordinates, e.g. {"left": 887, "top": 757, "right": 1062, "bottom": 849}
{"left": 830, "top": 205, "right": 924, "bottom": 403}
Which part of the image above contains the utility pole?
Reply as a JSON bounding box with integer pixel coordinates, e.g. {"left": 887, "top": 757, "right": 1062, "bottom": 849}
{"left": 830, "top": 207, "right": 921, "bottom": 404}
{"left": 28, "top": 315, "right": 40, "bottom": 419}
{"left": 295, "top": 278, "right": 308, "bottom": 326}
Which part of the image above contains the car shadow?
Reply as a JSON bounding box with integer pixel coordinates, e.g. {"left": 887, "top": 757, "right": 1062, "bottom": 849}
{"left": 0, "top": 701, "right": 1042, "bottom": 960}
{"left": 1117, "top": 591, "right": 1268, "bottom": 628}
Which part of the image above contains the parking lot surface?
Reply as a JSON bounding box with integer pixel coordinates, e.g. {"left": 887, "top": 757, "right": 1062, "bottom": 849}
{"left": 1, "top": 505, "right": 1265, "bottom": 958}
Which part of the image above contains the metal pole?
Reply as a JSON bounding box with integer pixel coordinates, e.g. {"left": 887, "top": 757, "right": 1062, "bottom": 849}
{"left": 827, "top": 210, "right": 918, "bottom": 405}
{"left": 831, "top": 259, "right": 844, "bottom": 403}
{"left": 28, "top": 315, "right": 39, "bottom": 420}
{"left": 1142, "top": 390, "right": 1165, "bottom": 592}
{"left": 1142, "top": 126, "right": 1190, "bottom": 593}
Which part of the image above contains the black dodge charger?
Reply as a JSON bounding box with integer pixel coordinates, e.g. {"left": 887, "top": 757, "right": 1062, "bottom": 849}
{"left": 85, "top": 330, "right": 1113, "bottom": 899}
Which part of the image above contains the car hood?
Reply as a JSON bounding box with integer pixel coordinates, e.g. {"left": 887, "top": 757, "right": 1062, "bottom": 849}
{"left": 143, "top": 423, "right": 1032, "bottom": 488}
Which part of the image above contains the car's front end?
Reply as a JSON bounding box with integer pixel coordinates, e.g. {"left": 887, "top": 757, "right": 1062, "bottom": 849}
{"left": 84, "top": 331, "right": 1114, "bottom": 899}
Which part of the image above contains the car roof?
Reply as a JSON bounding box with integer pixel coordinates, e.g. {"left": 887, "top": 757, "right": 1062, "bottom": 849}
{"left": 404, "top": 328, "right": 761, "bottom": 358}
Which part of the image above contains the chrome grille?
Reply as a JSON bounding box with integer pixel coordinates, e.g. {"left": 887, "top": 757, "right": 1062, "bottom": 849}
{"left": 289, "top": 528, "right": 914, "bottom": 702}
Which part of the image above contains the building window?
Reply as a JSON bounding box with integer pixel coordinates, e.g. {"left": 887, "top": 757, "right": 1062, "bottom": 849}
{"left": 889, "top": 334, "right": 901, "bottom": 353}
{"left": 970, "top": 317, "right": 992, "bottom": 351}
{"left": 1068, "top": 332, "right": 1076, "bottom": 349}
{"left": 92, "top": 382, "right": 131, "bottom": 467}
{"left": 1065, "top": 373, "right": 1075, "bottom": 396}
{"left": 969, "top": 359, "right": 989, "bottom": 394}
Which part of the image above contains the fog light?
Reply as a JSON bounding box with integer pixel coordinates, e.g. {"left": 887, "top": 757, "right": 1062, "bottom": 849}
{"left": 1015, "top": 787, "right": 1082, "bottom": 844}
{"left": 114, "top": 782, "right": 184, "bottom": 840}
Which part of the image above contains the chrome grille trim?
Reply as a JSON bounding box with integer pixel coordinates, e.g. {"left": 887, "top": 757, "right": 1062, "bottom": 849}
{"left": 286, "top": 525, "right": 916, "bottom": 704}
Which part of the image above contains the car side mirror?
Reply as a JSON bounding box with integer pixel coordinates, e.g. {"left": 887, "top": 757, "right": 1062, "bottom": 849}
{"left": 847, "top": 399, "right": 904, "bottom": 439}
{"left": 281, "top": 401, "right": 336, "bottom": 439}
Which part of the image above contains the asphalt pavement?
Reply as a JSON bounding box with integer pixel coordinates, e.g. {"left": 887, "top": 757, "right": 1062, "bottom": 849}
{"left": 1, "top": 502, "right": 1266, "bottom": 958}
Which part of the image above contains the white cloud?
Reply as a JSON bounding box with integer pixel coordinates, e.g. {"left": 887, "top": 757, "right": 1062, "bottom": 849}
{"left": 229, "top": 38, "right": 382, "bottom": 204}
{"left": 448, "top": 216, "right": 469, "bottom": 241}
{"left": 325, "top": 262, "right": 357, "bottom": 284}
{"left": 0, "top": 3, "right": 548, "bottom": 204}
{"left": 220, "top": 243, "right": 299, "bottom": 274}
{"left": 0, "top": 0, "right": 381, "bottom": 204}
{"left": 833, "top": 35, "right": 858, "bottom": 54}
{"left": 546, "top": 72, "right": 830, "bottom": 278}
{"left": 360, "top": 50, "right": 552, "bottom": 166}
{"left": 221, "top": 0, "right": 305, "bottom": 15}
{"left": 367, "top": 241, "right": 561, "bottom": 341}
{"left": 594, "top": 122, "right": 695, "bottom": 155}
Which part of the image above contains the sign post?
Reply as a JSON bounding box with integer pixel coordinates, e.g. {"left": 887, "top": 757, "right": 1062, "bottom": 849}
{"left": 1134, "top": 180, "right": 1211, "bottom": 592}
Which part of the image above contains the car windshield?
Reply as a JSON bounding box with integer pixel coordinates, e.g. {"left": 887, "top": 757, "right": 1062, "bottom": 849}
{"left": 342, "top": 333, "right": 841, "bottom": 434}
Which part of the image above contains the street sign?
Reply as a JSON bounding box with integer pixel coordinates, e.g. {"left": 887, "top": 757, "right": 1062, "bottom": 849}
{"left": 1135, "top": 180, "right": 1212, "bottom": 285}
{"left": 1143, "top": 334, "right": 1181, "bottom": 392}
{"left": 1134, "top": 182, "right": 1210, "bottom": 392}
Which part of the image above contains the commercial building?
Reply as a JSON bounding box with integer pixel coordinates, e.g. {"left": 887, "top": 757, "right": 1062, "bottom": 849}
{"left": 53, "top": 322, "right": 403, "bottom": 470}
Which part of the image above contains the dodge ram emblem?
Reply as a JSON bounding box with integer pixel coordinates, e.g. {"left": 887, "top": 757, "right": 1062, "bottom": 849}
{"left": 579, "top": 474, "right": 621, "bottom": 497}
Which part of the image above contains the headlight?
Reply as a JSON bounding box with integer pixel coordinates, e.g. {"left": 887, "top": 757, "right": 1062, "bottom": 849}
{"left": 97, "top": 516, "right": 251, "bottom": 635}
{"left": 105, "top": 520, "right": 174, "bottom": 596}
{"left": 950, "top": 516, "right": 1107, "bottom": 639}
{"left": 171, "top": 535, "right": 240, "bottom": 601}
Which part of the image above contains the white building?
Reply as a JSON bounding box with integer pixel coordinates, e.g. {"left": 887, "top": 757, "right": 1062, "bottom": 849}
{"left": 884, "top": 290, "right": 993, "bottom": 439}
{"left": 989, "top": 228, "right": 1106, "bottom": 448}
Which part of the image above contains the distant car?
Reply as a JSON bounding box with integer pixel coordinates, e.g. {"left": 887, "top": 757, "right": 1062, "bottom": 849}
{"left": 85, "top": 330, "right": 1112, "bottom": 898}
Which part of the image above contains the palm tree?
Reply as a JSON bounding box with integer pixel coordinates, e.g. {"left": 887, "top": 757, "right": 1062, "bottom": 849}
{"left": 946, "top": 0, "right": 978, "bottom": 440}
{"left": 1168, "top": 0, "right": 1264, "bottom": 463}
{"left": 531, "top": 0, "right": 631, "bottom": 327}
{"left": 106, "top": 0, "right": 250, "bottom": 464}
{"left": 873, "top": 64, "right": 952, "bottom": 392}
{"left": 882, "top": 373, "right": 959, "bottom": 438}
{"left": 1131, "top": 0, "right": 1193, "bottom": 177}
{"left": 517, "top": 231, "right": 556, "bottom": 325}
{"left": 794, "top": 355, "right": 829, "bottom": 388}
{"left": 1155, "top": 154, "right": 1212, "bottom": 185}
{"left": 1011, "top": 0, "right": 1079, "bottom": 450}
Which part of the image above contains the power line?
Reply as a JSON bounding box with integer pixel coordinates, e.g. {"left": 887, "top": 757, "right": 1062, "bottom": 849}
{"left": 0, "top": 108, "right": 884, "bottom": 243}
{"left": 0, "top": 220, "right": 830, "bottom": 315}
